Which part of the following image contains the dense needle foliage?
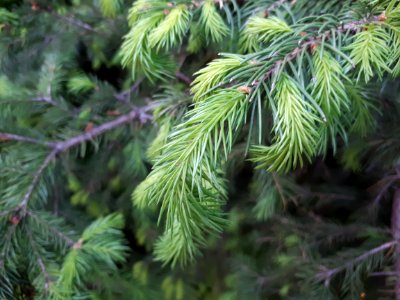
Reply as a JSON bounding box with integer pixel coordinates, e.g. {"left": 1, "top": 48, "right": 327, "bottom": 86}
{"left": 1, "top": 0, "right": 400, "bottom": 299}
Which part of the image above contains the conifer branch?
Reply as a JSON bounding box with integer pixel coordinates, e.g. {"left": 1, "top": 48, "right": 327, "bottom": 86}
{"left": 3, "top": 105, "right": 154, "bottom": 214}
{"left": 254, "top": 15, "right": 383, "bottom": 86}
{"left": 247, "top": 0, "right": 289, "bottom": 21}
{"left": 175, "top": 71, "right": 192, "bottom": 85}
{"left": 392, "top": 188, "right": 400, "bottom": 300}
{"left": 114, "top": 79, "right": 143, "bottom": 102}
{"left": 0, "top": 133, "right": 55, "bottom": 147}
{"left": 271, "top": 173, "right": 287, "bottom": 208}
{"left": 55, "top": 13, "right": 98, "bottom": 33}
{"left": 32, "top": 96, "right": 64, "bottom": 109}
{"left": 18, "top": 149, "right": 58, "bottom": 214}
{"left": 26, "top": 210, "right": 76, "bottom": 247}
{"left": 27, "top": 227, "right": 51, "bottom": 292}
{"left": 317, "top": 240, "right": 397, "bottom": 286}
{"left": 56, "top": 107, "right": 152, "bottom": 151}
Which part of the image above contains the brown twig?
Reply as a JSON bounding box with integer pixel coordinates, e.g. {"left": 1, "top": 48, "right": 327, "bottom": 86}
{"left": 18, "top": 150, "right": 58, "bottom": 214}
{"left": 54, "top": 13, "right": 98, "bottom": 33}
{"left": 175, "top": 71, "right": 192, "bottom": 85}
{"left": 271, "top": 173, "right": 287, "bottom": 208}
{"left": 1, "top": 105, "right": 154, "bottom": 214}
{"left": 55, "top": 106, "right": 152, "bottom": 151}
{"left": 0, "top": 133, "right": 55, "bottom": 147}
{"left": 114, "top": 79, "right": 144, "bottom": 103}
{"left": 392, "top": 189, "right": 400, "bottom": 300}
{"left": 252, "top": 15, "right": 383, "bottom": 87}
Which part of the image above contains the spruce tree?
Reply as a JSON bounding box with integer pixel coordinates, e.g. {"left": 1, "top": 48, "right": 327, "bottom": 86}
{"left": 1, "top": 0, "right": 400, "bottom": 299}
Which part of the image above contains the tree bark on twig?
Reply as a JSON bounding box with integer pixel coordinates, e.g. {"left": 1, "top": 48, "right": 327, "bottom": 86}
{"left": 392, "top": 188, "right": 400, "bottom": 300}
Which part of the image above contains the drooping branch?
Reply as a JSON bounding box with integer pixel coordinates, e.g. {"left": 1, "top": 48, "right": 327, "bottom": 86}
{"left": 317, "top": 240, "right": 397, "bottom": 286}
{"left": 26, "top": 227, "right": 51, "bottom": 293}
{"left": 26, "top": 210, "right": 76, "bottom": 247}
{"left": 54, "top": 106, "right": 152, "bottom": 152}
{"left": 1, "top": 105, "right": 154, "bottom": 214}
{"left": 251, "top": 14, "right": 384, "bottom": 87}
{"left": 392, "top": 188, "right": 400, "bottom": 300}
{"left": 18, "top": 149, "right": 58, "bottom": 214}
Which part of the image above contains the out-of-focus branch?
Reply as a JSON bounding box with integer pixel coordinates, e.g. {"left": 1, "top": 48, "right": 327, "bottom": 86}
{"left": 1, "top": 104, "right": 155, "bottom": 214}
{"left": 0, "top": 133, "right": 55, "bottom": 147}
{"left": 392, "top": 189, "right": 400, "bottom": 300}
{"left": 317, "top": 240, "right": 397, "bottom": 286}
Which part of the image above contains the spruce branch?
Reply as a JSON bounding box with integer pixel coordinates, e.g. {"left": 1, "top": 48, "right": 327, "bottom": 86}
{"left": 114, "top": 79, "right": 143, "bottom": 102}
{"left": 252, "top": 15, "right": 384, "bottom": 86}
{"left": 139, "top": 89, "right": 249, "bottom": 266}
{"left": 32, "top": 96, "right": 65, "bottom": 110}
{"left": 265, "top": 0, "right": 288, "bottom": 14}
{"left": 26, "top": 210, "right": 76, "bottom": 247}
{"left": 1, "top": 105, "right": 154, "bottom": 214}
{"left": 54, "top": 13, "right": 98, "bottom": 34}
{"left": 55, "top": 106, "right": 152, "bottom": 150}
{"left": 18, "top": 149, "right": 58, "bottom": 215}
{"left": 271, "top": 172, "right": 287, "bottom": 208}
{"left": 175, "top": 71, "right": 192, "bottom": 85}
{"left": 317, "top": 240, "right": 397, "bottom": 286}
{"left": 31, "top": 4, "right": 99, "bottom": 34}
{"left": 0, "top": 133, "right": 55, "bottom": 147}
{"left": 27, "top": 227, "right": 51, "bottom": 293}
{"left": 392, "top": 188, "right": 400, "bottom": 300}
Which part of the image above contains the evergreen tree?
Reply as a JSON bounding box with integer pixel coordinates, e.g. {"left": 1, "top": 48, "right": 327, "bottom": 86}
{"left": 1, "top": 0, "right": 400, "bottom": 299}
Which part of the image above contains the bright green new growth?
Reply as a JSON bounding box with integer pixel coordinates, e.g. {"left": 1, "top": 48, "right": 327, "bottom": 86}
{"left": 149, "top": 5, "right": 191, "bottom": 51}
{"left": 125, "top": 0, "right": 400, "bottom": 267}
{"left": 250, "top": 75, "right": 320, "bottom": 172}
{"left": 200, "top": 0, "right": 229, "bottom": 43}
{"left": 98, "top": 0, "right": 123, "bottom": 17}
{"left": 67, "top": 73, "right": 97, "bottom": 94}
{"left": 311, "top": 51, "right": 350, "bottom": 153}
{"left": 120, "top": 12, "right": 174, "bottom": 82}
{"left": 240, "top": 16, "right": 292, "bottom": 53}
{"left": 349, "top": 24, "right": 391, "bottom": 82}
{"left": 54, "top": 214, "right": 127, "bottom": 295}
{"left": 347, "top": 84, "right": 378, "bottom": 136}
{"left": 121, "top": 0, "right": 233, "bottom": 82}
{"left": 135, "top": 89, "right": 248, "bottom": 266}
{"left": 191, "top": 56, "right": 244, "bottom": 102}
